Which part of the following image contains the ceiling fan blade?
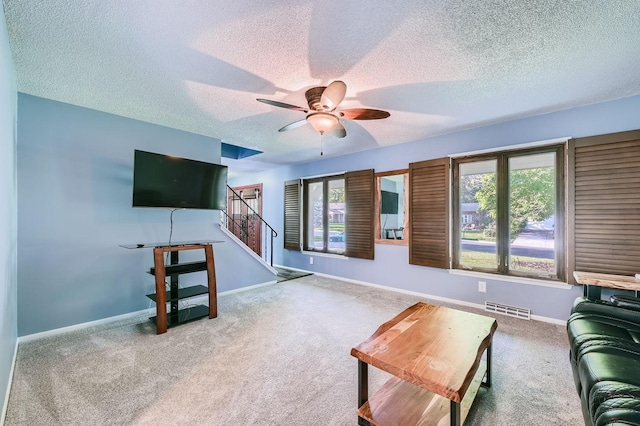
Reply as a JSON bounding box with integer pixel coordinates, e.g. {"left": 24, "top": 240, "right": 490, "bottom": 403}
{"left": 257, "top": 98, "right": 308, "bottom": 112}
{"left": 329, "top": 122, "right": 346, "bottom": 138}
{"left": 320, "top": 80, "right": 347, "bottom": 111}
{"left": 278, "top": 119, "right": 308, "bottom": 132}
{"left": 340, "top": 108, "right": 390, "bottom": 120}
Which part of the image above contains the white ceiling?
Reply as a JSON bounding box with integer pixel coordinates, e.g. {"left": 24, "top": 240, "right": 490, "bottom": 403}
{"left": 4, "top": 0, "right": 640, "bottom": 166}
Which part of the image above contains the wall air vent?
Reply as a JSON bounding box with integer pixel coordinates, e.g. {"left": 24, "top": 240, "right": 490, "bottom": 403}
{"left": 485, "top": 301, "right": 531, "bottom": 320}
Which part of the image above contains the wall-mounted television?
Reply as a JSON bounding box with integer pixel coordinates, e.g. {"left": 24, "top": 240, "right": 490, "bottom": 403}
{"left": 132, "top": 150, "right": 228, "bottom": 210}
{"left": 381, "top": 190, "right": 399, "bottom": 214}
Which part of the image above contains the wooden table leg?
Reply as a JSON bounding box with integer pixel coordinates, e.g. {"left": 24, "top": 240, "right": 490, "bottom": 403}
{"left": 450, "top": 400, "right": 461, "bottom": 426}
{"left": 358, "top": 360, "right": 370, "bottom": 426}
{"left": 482, "top": 340, "right": 492, "bottom": 388}
{"left": 205, "top": 244, "right": 218, "bottom": 319}
{"left": 153, "top": 248, "right": 167, "bottom": 334}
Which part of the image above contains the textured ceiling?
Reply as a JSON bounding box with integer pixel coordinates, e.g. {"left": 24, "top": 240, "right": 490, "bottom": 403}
{"left": 4, "top": 0, "right": 640, "bottom": 166}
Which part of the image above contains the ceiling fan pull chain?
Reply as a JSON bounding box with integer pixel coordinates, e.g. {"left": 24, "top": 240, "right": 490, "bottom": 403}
{"left": 320, "top": 132, "right": 324, "bottom": 156}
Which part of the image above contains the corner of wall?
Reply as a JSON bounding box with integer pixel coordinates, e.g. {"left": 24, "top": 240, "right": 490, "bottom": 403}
{"left": 1, "top": 5, "right": 20, "bottom": 423}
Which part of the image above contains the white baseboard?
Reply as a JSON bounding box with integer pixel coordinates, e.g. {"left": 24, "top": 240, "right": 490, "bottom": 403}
{"left": 1, "top": 340, "right": 18, "bottom": 426}
{"left": 17, "top": 280, "right": 279, "bottom": 344}
{"left": 275, "top": 265, "right": 567, "bottom": 326}
{"left": 18, "top": 308, "right": 154, "bottom": 344}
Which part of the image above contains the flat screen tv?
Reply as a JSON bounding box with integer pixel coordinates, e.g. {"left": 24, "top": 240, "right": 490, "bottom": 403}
{"left": 381, "top": 190, "right": 399, "bottom": 214}
{"left": 132, "top": 150, "right": 228, "bottom": 210}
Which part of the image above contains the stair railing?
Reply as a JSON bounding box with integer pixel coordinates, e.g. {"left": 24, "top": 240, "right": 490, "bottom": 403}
{"left": 221, "top": 185, "right": 277, "bottom": 267}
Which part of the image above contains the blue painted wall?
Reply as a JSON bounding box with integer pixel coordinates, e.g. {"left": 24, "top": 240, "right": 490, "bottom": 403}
{"left": 17, "top": 94, "right": 274, "bottom": 336}
{"left": 0, "top": 5, "right": 18, "bottom": 420}
{"left": 230, "top": 95, "right": 640, "bottom": 321}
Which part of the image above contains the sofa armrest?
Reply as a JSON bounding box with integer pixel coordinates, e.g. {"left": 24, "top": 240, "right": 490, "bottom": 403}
{"left": 571, "top": 297, "right": 640, "bottom": 325}
{"left": 611, "top": 295, "right": 640, "bottom": 312}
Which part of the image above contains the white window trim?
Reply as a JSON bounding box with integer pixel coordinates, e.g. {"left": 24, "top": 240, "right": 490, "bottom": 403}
{"left": 302, "top": 250, "right": 349, "bottom": 260}
{"left": 299, "top": 171, "right": 347, "bottom": 180}
{"left": 448, "top": 269, "right": 572, "bottom": 290}
{"left": 449, "top": 137, "right": 570, "bottom": 158}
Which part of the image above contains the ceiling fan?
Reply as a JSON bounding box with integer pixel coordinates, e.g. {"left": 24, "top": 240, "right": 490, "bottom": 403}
{"left": 257, "top": 81, "right": 390, "bottom": 138}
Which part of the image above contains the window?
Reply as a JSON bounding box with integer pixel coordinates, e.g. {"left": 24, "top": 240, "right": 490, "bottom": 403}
{"left": 284, "top": 170, "right": 374, "bottom": 259}
{"left": 303, "top": 175, "right": 346, "bottom": 254}
{"left": 453, "top": 145, "right": 565, "bottom": 280}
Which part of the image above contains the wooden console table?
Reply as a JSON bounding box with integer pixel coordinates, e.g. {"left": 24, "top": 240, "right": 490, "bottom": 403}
{"left": 573, "top": 271, "right": 640, "bottom": 300}
{"left": 351, "top": 302, "right": 497, "bottom": 426}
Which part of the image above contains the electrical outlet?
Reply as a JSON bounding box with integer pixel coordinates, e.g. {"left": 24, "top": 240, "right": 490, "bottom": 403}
{"left": 478, "top": 281, "right": 486, "bottom": 293}
{"left": 309, "top": 257, "right": 314, "bottom": 265}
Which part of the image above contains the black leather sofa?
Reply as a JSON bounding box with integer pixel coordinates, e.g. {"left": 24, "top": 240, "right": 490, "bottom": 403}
{"left": 567, "top": 295, "right": 640, "bottom": 425}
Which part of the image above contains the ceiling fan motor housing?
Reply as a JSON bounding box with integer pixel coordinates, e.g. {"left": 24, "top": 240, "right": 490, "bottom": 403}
{"left": 305, "top": 86, "right": 328, "bottom": 111}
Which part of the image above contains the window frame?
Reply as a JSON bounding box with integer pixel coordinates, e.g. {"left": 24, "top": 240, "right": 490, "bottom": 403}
{"left": 302, "top": 173, "right": 346, "bottom": 255}
{"left": 452, "top": 144, "right": 565, "bottom": 281}
{"left": 375, "top": 169, "right": 409, "bottom": 245}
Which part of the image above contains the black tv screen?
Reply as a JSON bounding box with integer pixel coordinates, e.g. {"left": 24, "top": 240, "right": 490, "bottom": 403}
{"left": 132, "top": 150, "right": 228, "bottom": 210}
{"left": 381, "top": 190, "right": 399, "bottom": 214}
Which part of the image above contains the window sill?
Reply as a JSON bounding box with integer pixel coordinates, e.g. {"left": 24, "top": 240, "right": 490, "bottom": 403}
{"left": 375, "top": 238, "right": 408, "bottom": 246}
{"left": 448, "top": 269, "right": 573, "bottom": 290}
{"left": 302, "top": 250, "right": 349, "bottom": 260}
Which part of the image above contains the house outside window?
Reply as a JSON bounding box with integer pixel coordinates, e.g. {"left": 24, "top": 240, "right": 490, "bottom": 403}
{"left": 452, "top": 145, "right": 565, "bottom": 280}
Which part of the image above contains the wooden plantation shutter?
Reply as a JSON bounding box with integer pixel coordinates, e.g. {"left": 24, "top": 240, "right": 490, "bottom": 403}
{"left": 345, "top": 169, "right": 375, "bottom": 259}
{"left": 409, "top": 158, "right": 450, "bottom": 268}
{"left": 567, "top": 130, "right": 640, "bottom": 281}
{"left": 283, "top": 179, "right": 301, "bottom": 250}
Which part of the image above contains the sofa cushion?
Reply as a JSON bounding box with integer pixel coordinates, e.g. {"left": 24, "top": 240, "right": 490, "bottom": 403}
{"left": 579, "top": 346, "right": 640, "bottom": 418}
{"left": 590, "top": 381, "right": 640, "bottom": 421}
{"left": 594, "top": 397, "right": 640, "bottom": 426}
{"left": 571, "top": 297, "right": 640, "bottom": 326}
{"left": 570, "top": 339, "right": 640, "bottom": 395}
{"left": 568, "top": 314, "right": 640, "bottom": 351}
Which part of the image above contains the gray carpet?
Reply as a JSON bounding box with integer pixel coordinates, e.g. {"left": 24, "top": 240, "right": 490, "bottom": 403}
{"left": 5, "top": 275, "right": 583, "bottom": 425}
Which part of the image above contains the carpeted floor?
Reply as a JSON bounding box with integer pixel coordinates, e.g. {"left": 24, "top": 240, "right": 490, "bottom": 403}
{"left": 5, "top": 275, "right": 583, "bottom": 425}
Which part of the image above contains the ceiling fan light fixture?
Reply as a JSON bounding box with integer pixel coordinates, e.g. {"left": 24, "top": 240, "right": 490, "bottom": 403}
{"left": 306, "top": 112, "right": 339, "bottom": 134}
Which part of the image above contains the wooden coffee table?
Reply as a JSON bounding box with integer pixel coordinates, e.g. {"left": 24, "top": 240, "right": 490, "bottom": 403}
{"left": 351, "top": 302, "right": 497, "bottom": 426}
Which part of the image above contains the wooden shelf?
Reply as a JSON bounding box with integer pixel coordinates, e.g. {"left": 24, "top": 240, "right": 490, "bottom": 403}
{"left": 146, "top": 285, "right": 209, "bottom": 302}
{"left": 150, "top": 304, "right": 210, "bottom": 328}
{"left": 358, "top": 363, "right": 487, "bottom": 425}
{"left": 148, "top": 261, "right": 208, "bottom": 276}
{"left": 150, "top": 244, "right": 217, "bottom": 334}
{"left": 573, "top": 271, "right": 640, "bottom": 291}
